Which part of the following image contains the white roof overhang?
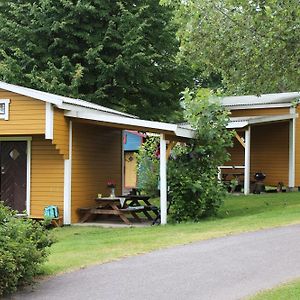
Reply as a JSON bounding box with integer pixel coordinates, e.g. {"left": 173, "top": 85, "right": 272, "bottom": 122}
{"left": 222, "top": 92, "right": 300, "bottom": 110}
{"left": 227, "top": 114, "right": 297, "bottom": 129}
{"left": 0, "top": 80, "right": 195, "bottom": 138}
{"left": 65, "top": 110, "right": 195, "bottom": 139}
{"left": 0, "top": 81, "right": 135, "bottom": 118}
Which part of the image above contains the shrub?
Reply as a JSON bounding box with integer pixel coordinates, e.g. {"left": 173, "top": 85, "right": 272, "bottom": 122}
{"left": 0, "top": 203, "right": 53, "bottom": 296}
{"left": 136, "top": 89, "right": 232, "bottom": 222}
{"left": 168, "top": 88, "right": 233, "bottom": 222}
{"left": 136, "top": 136, "right": 160, "bottom": 197}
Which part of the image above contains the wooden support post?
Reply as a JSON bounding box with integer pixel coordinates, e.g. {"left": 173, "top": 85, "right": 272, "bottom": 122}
{"left": 166, "top": 141, "right": 176, "bottom": 159}
{"left": 160, "top": 134, "right": 167, "bottom": 225}
{"left": 235, "top": 132, "right": 245, "bottom": 148}
{"left": 244, "top": 127, "right": 251, "bottom": 195}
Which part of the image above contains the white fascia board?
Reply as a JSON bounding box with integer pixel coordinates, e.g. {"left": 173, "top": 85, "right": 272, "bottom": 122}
{"left": 0, "top": 81, "right": 135, "bottom": 118}
{"left": 60, "top": 101, "right": 135, "bottom": 118}
{"left": 227, "top": 114, "right": 298, "bottom": 129}
{"left": 59, "top": 103, "right": 138, "bottom": 119}
{"left": 175, "top": 127, "right": 195, "bottom": 138}
{"left": 227, "top": 103, "right": 292, "bottom": 110}
{"left": 0, "top": 81, "right": 62, "bottom": 106}
{"left": 247, "top": 114, "right": 297, "bottom": 125}
{"left": 226, "top": 121, "right": 249, "bottom": 129}
{"left": 65, "top": 110, "right": 195, "bottom": 138}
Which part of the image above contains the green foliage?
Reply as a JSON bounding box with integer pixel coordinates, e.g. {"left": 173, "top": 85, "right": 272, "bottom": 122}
{"left": 0, "top": 0, "right": 193, "bottom": 121}
{"left": 136, "top": 89, "right": 232, "bottom": 222}
{"left": 0, "top": 203, "right": 53, "bottom": 296}
{"left": 136, "top": 136, "right": 160, "bottom": 197}
{"left": 168, "top": 89, "right": 233, "bottom": 222}
{"left": 165, "top": 0, "right": 300, "bottom": 95}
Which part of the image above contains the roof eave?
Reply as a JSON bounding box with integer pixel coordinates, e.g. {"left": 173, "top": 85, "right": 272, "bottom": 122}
{"left": 226, "top": 103, "right": 292, "bottom": 110}
{"left": 227, "top": 113, "right": 298, "bottom": 129}
{"left": 65, "top": 110, "right": 195, "bottom": 139}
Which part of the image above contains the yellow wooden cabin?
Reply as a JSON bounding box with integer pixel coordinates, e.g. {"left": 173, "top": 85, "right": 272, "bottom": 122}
{"left": 0, "top": 81, "right": 194, "bottom": 224}
{"left": 221, "top": 93, "right": 300, "bottom": 194}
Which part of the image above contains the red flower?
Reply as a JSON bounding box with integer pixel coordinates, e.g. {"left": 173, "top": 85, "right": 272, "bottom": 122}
{"left": 107, "top": 180, "right": 116, "bottom": 188}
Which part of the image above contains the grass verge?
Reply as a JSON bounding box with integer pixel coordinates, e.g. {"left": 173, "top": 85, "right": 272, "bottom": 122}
{"left": 42, "top": 192, "right": 300, "bottom": 276}
{"left": 249, "top": 279, "right": 300, "bottom": 299}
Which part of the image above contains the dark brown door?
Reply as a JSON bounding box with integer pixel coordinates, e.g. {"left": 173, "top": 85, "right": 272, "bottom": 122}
{"left": 1, "top": 141, "right": 27, "bottom": 212}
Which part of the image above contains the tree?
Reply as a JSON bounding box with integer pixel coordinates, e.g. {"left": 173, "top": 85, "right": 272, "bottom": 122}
{"left": 168, "top": 88, "right": 233, "bottom": 222}
{"left": 0, "top": 0, "right": 193, "bottom": 120}
{"left": 164, "top": 0, "right": 300, "bottom": 95}
{"left": 136, "top": 88, "right": 233, "bottom": 222}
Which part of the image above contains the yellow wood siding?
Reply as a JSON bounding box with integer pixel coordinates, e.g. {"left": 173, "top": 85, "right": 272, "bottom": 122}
{"left": 230, "top": 107, "right": 289, "bottom": 117}
{"left": 125, "top": 151, "right": 137, "bottom": 188}
{"left": 71, "top": 122, "right": 122, "bottom": 223}
{"left": 251, "top": 123, "right": 289, "bottom": 185}
{"left": 53, "top": 108, "right": 69, "bottom": 159}
{"left": 226, "top": 122, "right": 289, "bottom": 186}
{"left": 30, "top": 135, "right": 65, "bottom": 217}
{"left": 0, "top": 90, "right": 45, "bottom": 134}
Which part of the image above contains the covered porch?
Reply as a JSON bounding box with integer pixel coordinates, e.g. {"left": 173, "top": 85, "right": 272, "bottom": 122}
{"left": 223, "top": 113, "right": 297, "bottom": 194}
{"left": 67, "top": 111, "right": 195, "bottom": 225}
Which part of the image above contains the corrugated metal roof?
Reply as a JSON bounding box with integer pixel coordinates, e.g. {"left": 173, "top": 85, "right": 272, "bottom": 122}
{"left": 0, "top": 81, "right": 195, "bottom": 139}
{"left": 227, "top": 114, "right": 297, "bottom": 129}
{"left": 179, "top": 114, "right": 297, "bottom": 130}
{"left": 0, "top": 81, "right": 136, "bottom": 118}
{"left": 222, "top": 92, "right": 300, "bottom": 108}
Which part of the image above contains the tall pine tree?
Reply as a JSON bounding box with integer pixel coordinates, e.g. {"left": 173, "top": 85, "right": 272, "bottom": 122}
{"left": 0, "top": 1, "right": 192, "bottom": 120}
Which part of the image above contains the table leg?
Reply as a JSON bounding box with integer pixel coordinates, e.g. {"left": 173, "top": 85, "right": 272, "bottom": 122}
{"left": 118, "top": 213, "right": 132, "bottom": 225}
{"left": 143, "top": 199, "right": 159, "bottom": 217}
{"left": 110, "top": 203, "right": 132, "bottom": 225}
{"left": 130, "top": 212, "right": 142, "bottom": 222}
{"left": 79, "top": 211, "right": 92, "bottom": 223}
{"left": 142, "top": 210, "right": 154, "bottom": 221}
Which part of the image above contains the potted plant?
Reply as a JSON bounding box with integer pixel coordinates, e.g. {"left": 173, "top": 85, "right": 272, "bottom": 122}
{"left": 107, "top": 180, "right": 116, "bottom": 198}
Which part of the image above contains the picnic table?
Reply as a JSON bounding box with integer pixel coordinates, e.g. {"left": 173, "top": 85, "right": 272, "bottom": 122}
{"left": 78, "top": 195, "right": 158, "bottom": 225}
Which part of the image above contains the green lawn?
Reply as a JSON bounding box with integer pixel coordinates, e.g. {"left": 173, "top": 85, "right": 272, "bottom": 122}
{"left": 250, "top": 279, "right": 300, "bottom": 299}
{"left": 42, "top": 192, "right": 300, "bottom": 276}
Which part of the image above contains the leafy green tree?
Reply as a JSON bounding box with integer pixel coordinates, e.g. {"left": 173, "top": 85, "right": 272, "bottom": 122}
{"left": 136, "top": 88, "right": 233, "bottom": 222}
{"left": 163, "top": 0, "right": 300, "bottom": 95}
{"left": 0, "top": 0, "right": 193, "bottom": 120}
{"left": 168, "top": 89, "right": 233, "bottom": 222}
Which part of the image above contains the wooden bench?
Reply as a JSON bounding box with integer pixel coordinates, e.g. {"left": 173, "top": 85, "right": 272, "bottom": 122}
{"left": 29, "top": 216, "right": 63, "bottom": 227}
{"left": 119, "top": 206, "right": 145, "bottom": 212}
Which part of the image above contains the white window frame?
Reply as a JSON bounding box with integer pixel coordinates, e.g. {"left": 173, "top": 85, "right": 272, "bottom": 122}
{"left": 0, "top": 99, "right": 10, "bottom": 121}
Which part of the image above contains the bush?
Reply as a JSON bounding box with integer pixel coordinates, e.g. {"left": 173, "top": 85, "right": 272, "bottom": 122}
{"left": 0, "top": 203, "right": 53, "bottom": 296}
{"left": 137, "top": 136, "right": 160, "bottom": 197}
{"left": 136, "top": 89, "right": 233, "bottom": 222}
{"left": 168, "top": 88, "right": 233, "bottom": 222}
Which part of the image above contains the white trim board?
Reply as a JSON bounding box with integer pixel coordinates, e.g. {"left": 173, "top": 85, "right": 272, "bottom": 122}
{"left": 289, "top": 107, "right": 296, "bottom": 188}
{"left": 226, "top": 103, "right": 292, "bottom": 110}
{"left": 0, "top": 80, "right": 134, "bottom": 118}
{"left": 121, "top": 130, "right": 125, "bottom": 195}
{"left": 45, "top": 102, "right": 54, "bottom": 139}
{"left": 63, "top": 121, "right": 72, "bottom": 225}
{"left": 65, "top": 110, "right": 195, "bottom": 139}
{"left": 227, "top": 114, "right": 298, "bottom": 129}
